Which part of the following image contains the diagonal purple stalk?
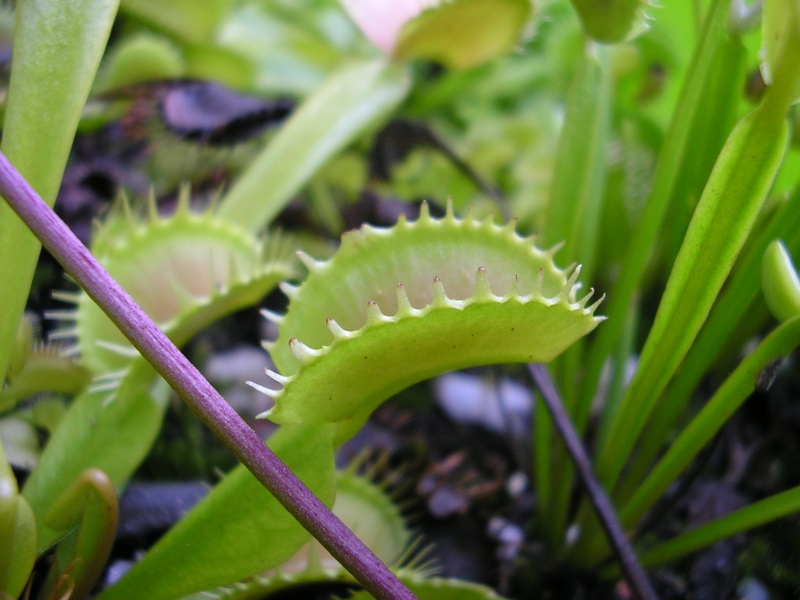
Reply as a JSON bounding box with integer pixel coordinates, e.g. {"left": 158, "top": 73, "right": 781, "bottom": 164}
{"left": 0, "top": 150, "right": 417, "bottom": 600}
{"left": 529, "top": 364, "right": 657, "bottom": 600}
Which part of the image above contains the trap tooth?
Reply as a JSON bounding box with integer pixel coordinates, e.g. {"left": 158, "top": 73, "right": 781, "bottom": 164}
{"left": 246, "top": 380, "right": 280, "bottom": 399}
{"left": 260, "top": 308, "right": 284, "bottom": 324}
{"left": 545, "top": 240, "right": 566, "bottom": 259}
{"left": 265, "top": 369, "right": 291, "bottom": 386}
{"left": 297, "top": 250, "right": 324, "bottom": 272}
{"left": 279, "top": 282, "right": 300, "bottom": 299}
{"left": 94, "top": 367, "right": 130, "bottom": 384}
{"left": 47, "top": 327, "right": 79, "bottom": 341}
{"left": 91, "top": 220, "right": 109, "bottom": 248}
{"left": 169, "top": 277, "right": 198, "bottom": 307}
{"left": 395, "top": 283, "right": 415, "bottom": 314}
{"left": 501, "top": 218, "right": 519, "bottom": 234}
{"left": 44, "top": 309, "right": 77, "bottom": 322}
{"left": 175, "top": 184, "right": 192, "bottom": 215}
{"left": 474, "top": 267, "right": 493, "bottom": 298}
{"left": 588, "top": 293, "right": 607, "bottom": 316}
{"left": 559, "top": 265, "right": 583, "bottom": 301}
{"left": 61, "top": 344, "right": 80, "bottom": 358}
{"left": 431, "top": 276, "right": 449, "bottom": 306}
{"left": 577, "top": 288, "right": 596, "bottom": 309}
{"left": 95, "top": 340, "right": 140, "bottom": 358}
{"left": 225, "top": 252, "right": 241, "bottom": 284}
{"left": 464, "top": 203, "right": 477, "bottom": 222}
{"left": 288, "top": 337, "right": 320, "bottom": 362}
{"left": 121, "top": 194, "right": 138, "bottom": 231}
{"left": 365, "top": 300, "right": 388, "bottom": 325}
{"left": 90, "top": 379, "right": 123, "bottom": 394}
{"left": 325, "top": 317, "right": 353, "bottom": 339}
{"left": 533, "top": 268, "right": 546, "bottom": 298}
{"left": 418, "top": 200, "right": 432, "bottom": 224}
{"left": 89, "top": 368, "right": 129, "bottom": 394}
{"left": 51, "top": 290, "right": 82, "bottom": 304}
{"left": 146, "top": 189, "right": 160, "bottom": 223}
{"left": 261, "top": 339, "right": 276, "bottom": 353}
{"left": 444, "top": 197, "right": 455, "bottom": 222}
{"left": 506, "top": 274, "right": 521, "bottom": 299}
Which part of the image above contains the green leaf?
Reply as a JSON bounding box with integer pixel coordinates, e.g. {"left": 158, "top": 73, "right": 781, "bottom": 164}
{"left": 0, "top": 0, "right": 119, "bottom": 384}
{"left": 618, "top": 316, "right": 800, "bottom": 530}
{"left": 616, "top": 190, "right": 800, "bottom": 503}
{"left": 259, "top": 203, "right": 602, "bottom": 443}
{"left": 578, "top": 0, "right": 734, "bottom": 425}
{"left": 22, "top": 374, "right": 168, "bottom": 550}
{"left": 394, "top": 0, "right": 532, "bottom": 71}
{"left": 100, "top": 33, "right": 185, "bottom": 91}
{"left": 44, "top": 469, "right": 118, "bottom": 600}
{"left": 568, "top": 0, "right": 651, "bottom": 43}
{"left": 0, "top": 438, "right": 36, "bottom": 598}
{"left": 119, "top": 0, "right": 232, "bottom": 44}
{"left": 348, "top": 571, "right": 509, "bottom": 600}
{"left": 627, "top": 483, "right": 800, "bottom": 572}
{"left": 98, "top": 424, "right": 336, "bottom": 600}
{"left": 595, "top": 87, "right": 791, "bottom": 494}
{"left": 760, "top": 0, "right": 800, "bottom": 107}
{"left": 217, "top": 58, "right": 410, "bottom": 233}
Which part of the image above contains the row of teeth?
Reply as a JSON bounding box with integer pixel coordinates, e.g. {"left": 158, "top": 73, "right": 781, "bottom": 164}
{"left": 248, "top": 265, "right": 604, "bottom": 400}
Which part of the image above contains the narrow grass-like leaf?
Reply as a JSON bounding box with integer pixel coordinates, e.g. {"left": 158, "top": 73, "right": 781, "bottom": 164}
{"left": 542, "top": 41, "right": 610, "bottom": 304}
{"left": 578, "top": 0, "right": 732, "bottom": 427}
{"left": 616, "top": 191, "right": 800, "bottom": 499}
{"left": 618, "top": 316, "right": 800, "bottom": 530}
{"left": 595, "top": 91, "right": 791, "bottom": 494}
{"left": 0, "top": 0, "right": 119, "bottom": 382}
{"left": 616, "top": 484, "right": 800, "bottom": 573}
{"left": 218, "top": 59, "right": 410, "bottom": 233}
{"left": 542, "top": 39, "right": 611, "bottom": 546}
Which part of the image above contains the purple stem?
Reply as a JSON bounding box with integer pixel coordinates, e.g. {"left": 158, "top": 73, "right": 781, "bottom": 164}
{"left": 0, "top": 150, "right": 416, "bottom": 600}
{"left": 529, "top": 364, "right": 657, "bottom": 600}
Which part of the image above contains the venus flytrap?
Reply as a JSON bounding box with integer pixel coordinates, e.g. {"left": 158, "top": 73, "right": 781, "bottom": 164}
{"left": 340, "top": 0, "right": 533, "bottom": 71}
{"left": 23, "top": 190, "right": 296, "bottom": 550}
{"left": 251, "top": 201, "right": 603, "bottom": 444}
{"left": 170, "top": 466, "right": 503, "bottom": 600}
{"left": 568, "top": 0, "right": 653, "bottom": 43}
